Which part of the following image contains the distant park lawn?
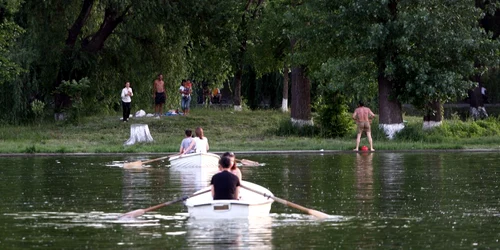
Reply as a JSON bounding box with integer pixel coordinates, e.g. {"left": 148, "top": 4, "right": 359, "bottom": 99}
{"left": 0, "top": 107, "right": 499, "bottom": 154}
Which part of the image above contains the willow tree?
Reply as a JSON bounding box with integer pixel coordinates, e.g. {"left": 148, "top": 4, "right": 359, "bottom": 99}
{"left": 0, "top": 0, "right": 25, "bottom": 123}
{"left": 248, "top": 0, "right": 291, "bottom": 112}
{"left": 177, "top": 0, "right": 249, "bottom": 110}
{"left": 12, "top": 0, "right": 193, "bottom": 120}
{"left": 254, "top": 0, "right": 317, "bottom": 126}
{"left": 0, "top": 0, "right": 22, "bottom": 82}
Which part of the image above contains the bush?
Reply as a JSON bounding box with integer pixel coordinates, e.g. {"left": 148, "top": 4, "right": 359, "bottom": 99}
{"left": 274, "top": 118, "right": 319, "bottom": 137}
{"left": 30, "top": 99, "right": 45, "bottom": 125}
{"left": 393, "top": 122, "right": 426, "bottom": 141}
{"left": 316, "top": 92, "right": 352, "bottom": 138}
{"left": 55, "top": 78, "right": 90, "bottom": 124}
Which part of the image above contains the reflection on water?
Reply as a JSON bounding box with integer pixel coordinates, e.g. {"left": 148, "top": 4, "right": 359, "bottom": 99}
{"left": 185, "top": 217, "right": 273, "bottom": 249}
{"left": 122, "top": 169, "right": 152, "bottom": 211}
{"left": 378, "top": 153, "right": 406, "bottom": 216}
{"left": 4, "top": 211, "right": 161, "bottom": 228}
{"left": 169, "top": 166, "right": 219, "bottom": 193}
{"left": 355, "top": 152, "right": 374, "bottom": 213}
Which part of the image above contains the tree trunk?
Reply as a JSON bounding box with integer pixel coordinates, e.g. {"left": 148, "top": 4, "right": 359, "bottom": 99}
{"left": 378, "top": 74, "right": 403, "bottom": 139}
{"left": 54, "top": 0, "right": 95, "bottom": 116}
{"left": 233, "top": 66, "right": 243, "bottom": 111}
{"left": 376, "top": 0, "right": 403, "bottom": 137}
{"left": 81, "top": 6, "right": 130, "bottom": 53}
{"left": 423, "top": 101, "right": 443, "bottom": 130}
{"left": 290, "top": 66, "right": 312, "bottom": 126}
{"left": 232, "top": 0, "right": 264, "bottom": 111}
{"left": 54, "top": 3, "right": 130, "bottom": 117}
{"left": 281, "top": 66, "right": 289, "bottom": 112}
{"left": 66, "top": 0, "right": 95, "bottom": 47}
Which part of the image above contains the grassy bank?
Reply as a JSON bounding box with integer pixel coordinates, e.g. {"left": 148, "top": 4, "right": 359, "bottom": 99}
{"left": 1, "top": 108, "right": 499, "bottom": 154}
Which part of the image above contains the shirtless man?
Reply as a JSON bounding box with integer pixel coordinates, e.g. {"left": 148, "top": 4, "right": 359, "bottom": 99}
{"left": 153, "top": 74, "right": 166, "bottom": 117}
{"left": 352, "top": 101, "right": 376, "bottom": 151}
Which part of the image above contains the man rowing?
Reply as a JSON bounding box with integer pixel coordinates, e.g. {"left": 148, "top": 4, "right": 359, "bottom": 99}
{"left": 210, "top": 156, "right": 240, "bottom": 200}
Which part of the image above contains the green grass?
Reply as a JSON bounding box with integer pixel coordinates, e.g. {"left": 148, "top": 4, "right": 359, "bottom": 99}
{"left": 0, "top": 107, "right": 499, "bottom": 154}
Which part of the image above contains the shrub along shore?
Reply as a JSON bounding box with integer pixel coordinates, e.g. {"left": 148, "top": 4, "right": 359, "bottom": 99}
{"left": 1, "top": 108, "right": 500, "bottom": 154}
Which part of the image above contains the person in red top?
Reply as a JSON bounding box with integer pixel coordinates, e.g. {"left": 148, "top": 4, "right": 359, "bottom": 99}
{"left": 179, "top": 80, "right": 192, "bottom": 115}
{"left": 352, "top": 101, "right": 376, "bottom": 151}
{"left": 185, "top": 80, "right": 192, "bottom": 90}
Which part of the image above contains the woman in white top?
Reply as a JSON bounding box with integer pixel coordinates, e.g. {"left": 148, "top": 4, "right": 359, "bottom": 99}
{"left": 120, "top": 82, "right": 133, "bottom": 122}
{"left": 184, "top": 127, "right": 209, "bottom": 154}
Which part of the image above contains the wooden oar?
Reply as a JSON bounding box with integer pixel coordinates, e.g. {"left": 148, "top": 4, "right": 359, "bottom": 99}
{"left": 241, "top": 184, "right": 330, "bottom": 219}
{"left": 236, "top": 158, "right": 260, "bottom": 166}
{"left": 118, "top": 189, "right": 211, "bottom": 220}
{"left": 123, "top": 153, "right": 179, "bottom": 168}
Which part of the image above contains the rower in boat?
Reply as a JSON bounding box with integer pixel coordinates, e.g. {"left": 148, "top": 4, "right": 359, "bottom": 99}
{"left": 179, "top": 129, "right": 194, "bottom": 154}
{"left": 222, "top": 152, "right": 242, "bottom": 181}
{"left": 210, "top": 156, "right": 240, "bottom": 200}
{"left": 183, "top": 127, "right": 209, "bottom": 154}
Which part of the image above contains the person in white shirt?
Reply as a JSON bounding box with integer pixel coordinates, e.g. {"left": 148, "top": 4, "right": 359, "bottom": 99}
{"left": 184, "top": 127, "right": 209, "bottom": 154}
{"left": 120, "top": 82, "right": 133, "bottom": 122}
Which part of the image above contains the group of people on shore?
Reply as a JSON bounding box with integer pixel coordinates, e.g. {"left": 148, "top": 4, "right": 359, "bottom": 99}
{"left": 154, "top": 74, "right": 194, "bottom": 117}
{"left": 120, "top": 74, "right": 195, "bottom": 121}
{"left": 179, "top": 126, "right": 242, "bottom": 200}
{"left": 202, "top": 84, "right": 222, "bottom": 105}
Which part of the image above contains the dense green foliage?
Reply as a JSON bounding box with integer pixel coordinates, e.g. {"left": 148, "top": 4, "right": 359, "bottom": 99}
{"left": 308, "top": 1, "right": 499, "bottom": 113}
{"left": 0, "top": 0, "right": 499, "bottom": 137}
{"left": 315, "top": 91, "right": 352, "bottom": 138}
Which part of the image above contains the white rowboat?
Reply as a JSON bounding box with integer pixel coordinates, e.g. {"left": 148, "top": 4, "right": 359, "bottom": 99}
{"left": 169, "top": 152, "right": 220, "bottom": 169}
{"left": 169, "top": 152, "right": 220, "bottom": 190}
{"left": 184, "top": 181, "right": 274, "bottom": 219}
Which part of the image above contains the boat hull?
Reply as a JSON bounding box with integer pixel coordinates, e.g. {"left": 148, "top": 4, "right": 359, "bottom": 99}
{"left": 169, "top": 152, "right": 220, "bottom": 190}
{"left": 169, "top": 152, "right": 220, "bottom": 169}
{"left": 185, "top": 181, "right": 274, "bottom": 219}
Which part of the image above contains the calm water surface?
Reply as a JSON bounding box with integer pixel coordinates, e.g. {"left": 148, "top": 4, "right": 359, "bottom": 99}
{"left": 0, "top": 152, "right": 499, "bottom": 249}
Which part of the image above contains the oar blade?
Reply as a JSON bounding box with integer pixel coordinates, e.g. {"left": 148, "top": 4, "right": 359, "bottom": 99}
{"left": 240, "top": 159, "right": 260, "bottom": 166}
{"left": 308, "top": 209, "right": 331, "bottom": 219}
{"left": 118, "top": 209, "right": 146, "bottom": 220}
{"left": 123, "top": 160, "right": 143, "bottom": 168}
{"left": 117, "top": 189, "right": 211, "bottom": 221}
{"left": 240, "top": 184, "right": 330, "bottom": 220}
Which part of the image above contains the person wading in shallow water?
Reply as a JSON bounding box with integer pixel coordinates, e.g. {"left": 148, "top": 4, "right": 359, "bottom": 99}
{"left": 352, "top": 101, "right": 376, "bottom": 151}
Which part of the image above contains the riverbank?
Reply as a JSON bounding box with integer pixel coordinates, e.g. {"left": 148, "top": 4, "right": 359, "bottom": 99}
{"left": 1, "top": 108, "right": 499, "bottom": 154}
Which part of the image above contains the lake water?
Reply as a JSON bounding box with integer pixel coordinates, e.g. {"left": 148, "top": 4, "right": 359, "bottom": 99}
{"left": 0, "top": 152, "right": 499, "bottom": 249}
